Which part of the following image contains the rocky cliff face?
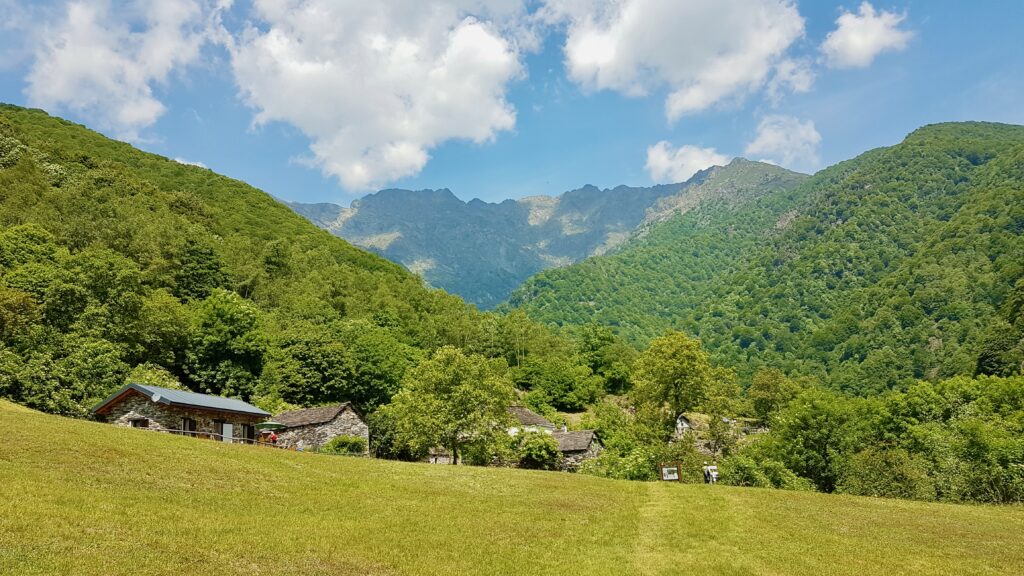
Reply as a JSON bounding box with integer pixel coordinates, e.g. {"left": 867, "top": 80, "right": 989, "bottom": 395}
{"left": 288, "top": 159, "right": 806, "bottom": 308}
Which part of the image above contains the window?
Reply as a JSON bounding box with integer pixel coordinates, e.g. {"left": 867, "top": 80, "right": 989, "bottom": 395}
{"left": 213, "top": 421, "right": 224, "bottom": 437}
{"left": 130, "top": 418, "right": 149, "bottom": 428}
{"left": 242, "top": 424, "right": 256, "bottom": 443}
{"left": 181, "top": 417, "right": 197, "bottom": 436}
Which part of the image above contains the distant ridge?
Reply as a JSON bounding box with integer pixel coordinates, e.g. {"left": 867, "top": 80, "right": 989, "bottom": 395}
{"left": 289, "top": 159, "right": 807, "bottom": 308}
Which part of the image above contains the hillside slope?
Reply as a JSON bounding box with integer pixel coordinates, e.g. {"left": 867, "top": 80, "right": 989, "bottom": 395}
{"left": 289, "top": 160, "right": 806, "bottom": 309}
{"left": 0, "top": 104, "right": 504, "bottom": 416}
{"left": 3, "top": 401, "right": 1023, "bottom": 576}
{"left": 509, "top": 122, "right": 1024, "bottom": 392}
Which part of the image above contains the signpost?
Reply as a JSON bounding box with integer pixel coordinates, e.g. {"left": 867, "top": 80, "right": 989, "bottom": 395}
{"left": 658, "top": 461, "right": 682, "bottom": 482}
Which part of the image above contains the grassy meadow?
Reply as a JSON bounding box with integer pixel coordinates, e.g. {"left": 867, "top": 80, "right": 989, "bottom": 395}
{"left": 1, "top": 400, "right": 1022, "bottom": 576}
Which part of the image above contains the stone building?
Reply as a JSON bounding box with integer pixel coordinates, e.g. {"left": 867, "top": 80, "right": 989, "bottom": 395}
{"left": 508, "top": 405, "right": 555, "bottom": 434}
{"left": 92, "top": 383, "right": 270, "bottom": 443}
{"left": 552, "top": 430, "right": 603, "bottom": 471}
{"left": 273, "top": 403, "right": 369, "bottom": 452}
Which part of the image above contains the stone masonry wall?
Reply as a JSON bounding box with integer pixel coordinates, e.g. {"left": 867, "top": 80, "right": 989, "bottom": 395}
{"left": 561, "top": 442, "right": 603, "bottom": 472}
{"left": 276, "top": 408, "right": 369, "bottom": 452}
{"left": 101, "top": 392, "right": 263, "bottom": 442}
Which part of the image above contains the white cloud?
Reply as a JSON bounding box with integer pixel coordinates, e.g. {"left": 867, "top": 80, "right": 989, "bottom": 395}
{"left": 174, "top": 157, "right": 207, "bottom": 167}
{"left": 645, "top": 141, "right": 729, "bottom": 183}
{"left": 541, "top": 0, "right": 806, "bottom": 120}
{"left": 766, "top": 58, "right": 814, "bottom": 105}
{"left": 821, "top": 2, "right": 913, "bottom": 69}
{"left": 230, "top": 1, "right": 531, "bottom": 191}
{"left": 744, "top": 115, "right": 820, "bottom": 172}
{"left": 24, "top": 0, "right": 211, "bottom": 139}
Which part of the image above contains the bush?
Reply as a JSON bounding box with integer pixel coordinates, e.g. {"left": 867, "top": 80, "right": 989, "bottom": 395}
{"left": 720, "top": 455, "right": 813, "bottom": 491}
{"left": 321, "top": 435, "right": 367, "bottom": 455}
{"left": 517, "top": 430, "right": 562, "bottom": 470}
{"left": 837, "top": 447, "right": 936, "bottom": 501}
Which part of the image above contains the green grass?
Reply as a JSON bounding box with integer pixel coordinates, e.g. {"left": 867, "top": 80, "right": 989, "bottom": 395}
{"left": 2, "top": 401, "right": 1023, "bottom": 575}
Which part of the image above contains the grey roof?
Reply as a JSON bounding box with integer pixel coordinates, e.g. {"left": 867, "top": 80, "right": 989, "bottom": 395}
{"left": 274, "top": 403, "right": 357, "bottom": 428}
{"left": 93, "top": 384, "right": 270, "bottom": 417}
{"left": 509, "top": 406, "right": 554, "bottom": 429}
{"left": 552, "top": 430, "right": 599, "bottom": 452}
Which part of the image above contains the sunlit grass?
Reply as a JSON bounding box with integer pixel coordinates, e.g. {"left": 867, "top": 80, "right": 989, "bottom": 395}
{"left": 2, "top": 400, "right": 1022, "bottom": 575}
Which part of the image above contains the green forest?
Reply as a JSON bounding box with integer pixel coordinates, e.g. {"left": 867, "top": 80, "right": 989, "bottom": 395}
{"left": 508, "top": 122, "right": 1024, "bottom": 393}
{"left": 2, "top": 105, "right": 1023, "bottom": 504}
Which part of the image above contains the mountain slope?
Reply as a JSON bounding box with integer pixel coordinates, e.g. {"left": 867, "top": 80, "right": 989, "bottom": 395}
{"left": 0, "top": 104, "right": 504, "bottom": 416}
{"left": 289, "top": 160, "right": 807, "bottom": 309}
{"left": 4, "top": 400, "right": 1024, "bottom": 576}
{"left": 509, "top": 122, "right": 1024, "bottom": 392}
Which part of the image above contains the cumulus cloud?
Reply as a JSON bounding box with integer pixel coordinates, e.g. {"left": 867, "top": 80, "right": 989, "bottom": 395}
{"left": 766, "top": 58, "right": 814, "bottom": 105}
{"left": 230, "top": 1, "right": 530, "bottom": 191}
{"left": 821, "top": 2, "right": 913, "bottom": 69}
{"left": 645, "top": 141, "right": 729, "bottom": 183}
{"left": 24, "top": 0, "right": 211, "bottom": 140}
{"left": 174, "top": 157, "right": 207, "bottom": 167}
{"left": 744, "top": 115, "right": 821, "bottom": 172}
{"left": 541, "top": 0, "right": 806, "bottom": 120}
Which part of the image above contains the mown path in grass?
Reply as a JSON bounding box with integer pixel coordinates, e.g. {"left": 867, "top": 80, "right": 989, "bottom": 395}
{"left": 2, "top": 401, "right": 1024, "bottom": 575}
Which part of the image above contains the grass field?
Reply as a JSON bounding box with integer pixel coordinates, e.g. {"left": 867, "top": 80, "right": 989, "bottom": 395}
{"left": 2, "top": 401, "right": 1023, "bottom": 575}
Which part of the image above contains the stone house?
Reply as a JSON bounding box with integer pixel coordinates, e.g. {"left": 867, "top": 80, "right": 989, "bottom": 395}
{"left": 508, "top": 405, "right": 555, "bottom": 434}
{"left": 507, "top": 405, "right": 602, "bottom": 471}
{"left": 273, "top": 403, "right": 369, "bottom": 452}
{"left": 552, "top": 430, "right": 603, "bottom": 471}
{"left": 92, "top": 383, "right": 270, "bottom": 443}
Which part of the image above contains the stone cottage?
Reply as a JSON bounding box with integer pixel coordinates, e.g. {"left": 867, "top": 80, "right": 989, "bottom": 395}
{"left": 92, "top": 383, "right": 270, "bottom": 443}
{"left": 552, "top": 430, "right": 603, "bottom": 471}
{"left": 273, "top": 403, "right": 369, "bottom": 452}
{"left": 508, "top": 405, "right": 555, "bottom": 434}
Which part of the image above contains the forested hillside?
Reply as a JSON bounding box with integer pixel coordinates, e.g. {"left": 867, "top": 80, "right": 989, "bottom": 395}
{"left": 509, "top": 122, "right": 1024, "bottom": 393}
{"left": 289, "top": 160, "right": 805, "bottom": 308}
{"left": 0, "top": 105, "right": 623, "bottom": 419}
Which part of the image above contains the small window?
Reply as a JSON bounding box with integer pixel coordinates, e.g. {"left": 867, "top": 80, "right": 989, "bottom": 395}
{"left": 242, "top": 424, "right": 256, "bottom": 443}
{"left": 213, "top": 421, "right": 224, "bottom": 437}
{"left": 130, "top": 418, "right": 149, "bottom": 428}
{"left": 181, "top": 417, "right": 197, "bottom": 436}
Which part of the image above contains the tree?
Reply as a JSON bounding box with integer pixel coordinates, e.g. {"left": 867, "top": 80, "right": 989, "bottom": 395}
{"left": 516, "top": 430, "right": 562, "bottom": 470}
{"left": 173, "top": 237, "right": 226, "bottom": 301}
{"left": 380, "top": 346, "right": 514, "bottom": 465}
{"left": 185, "top": 289, "right": 265, "bottom": 398}
{"left": 517, "top": 355, "right": 602, "bottom": 412}
{"left": 767, "top": 389, "right": 863, "bottom": 492}
{"left": 631, "top": 332, "right": 713, "bottom": 420}
{"left": 838, "top": 447, "right": 936, "bottom": 501}
{"left": 748, "top": 368, "right": 800, "bottom": 424}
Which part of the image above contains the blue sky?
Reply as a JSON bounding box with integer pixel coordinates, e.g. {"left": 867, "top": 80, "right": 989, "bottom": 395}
{"left": 1, "top": 1, "right": 1022, "bottom": 205}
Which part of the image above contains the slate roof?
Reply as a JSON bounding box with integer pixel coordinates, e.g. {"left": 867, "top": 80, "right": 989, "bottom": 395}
{"left": 274, "top": 403, "right": 356, "bottom": 428}
{"left": 552, "top": 430, "right": 599, "bottom": 453}
{"left": 508, "top": 405, "right": 554, "bottom": 429}
{"left": 93, "top": 384, "right": 270, "bottom": 417}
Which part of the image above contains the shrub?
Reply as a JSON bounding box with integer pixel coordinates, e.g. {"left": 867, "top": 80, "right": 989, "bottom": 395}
{"left": 321, "top": 435, "right": 367, "bottom": 455}
{"left": 837, "top": 447, "right": 936, "bottom": 501}
{"left": 517, "top": 430, "right": 562, "bottom": 470}
{"left": 720, "top": 455, "right": 813, "bottom": 491}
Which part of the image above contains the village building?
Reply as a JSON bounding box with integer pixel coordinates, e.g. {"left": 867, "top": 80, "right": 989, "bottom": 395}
{"left": 92, "top": 383, "right": 269, "bottom": 443}
{"left": 508, "top": 405, "right": 602, "bottom": 470}
{"left": 273, "top": 403, "right": 369, "bottom": 452}
{"left": 508, "top": 405, "right": 555, "bottom": 434}
{"left": 552, "top": 430, "right": 603, "bottom": 471}
{"left": 675, "top": 414, "right": 693, "bottom": 438}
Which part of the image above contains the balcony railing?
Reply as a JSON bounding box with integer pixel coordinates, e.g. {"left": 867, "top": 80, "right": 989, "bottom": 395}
{"left": 134, "top": 425, "right": 290, "bottom": 449}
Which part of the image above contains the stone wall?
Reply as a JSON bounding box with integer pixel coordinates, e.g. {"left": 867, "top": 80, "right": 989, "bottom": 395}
{"left": 275, "top": 407, "right": 369, "bottom": 452}
{"left": 560, "top": 442, "right": 603, "bottom": 472}
{"left": 100, "top": 391, "right": 263, "bottom": 442}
